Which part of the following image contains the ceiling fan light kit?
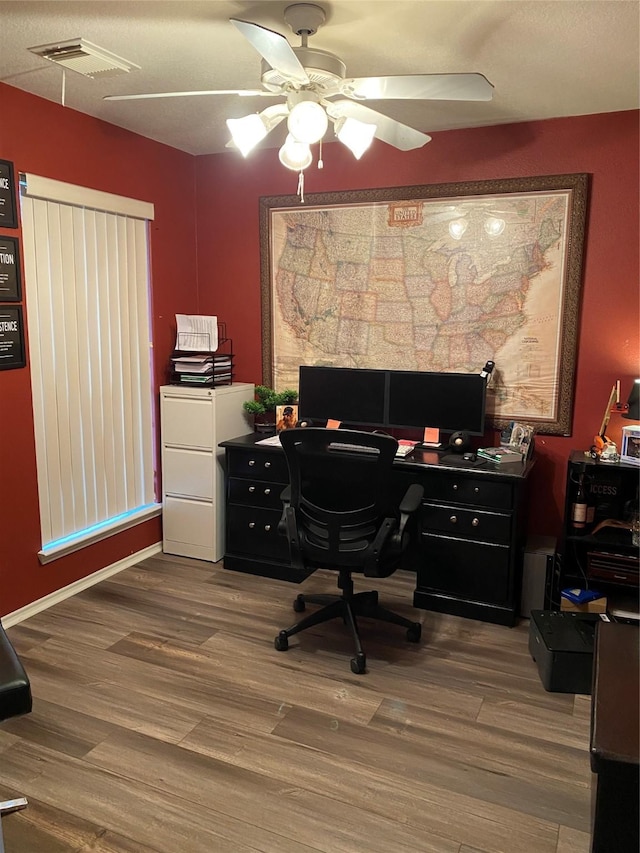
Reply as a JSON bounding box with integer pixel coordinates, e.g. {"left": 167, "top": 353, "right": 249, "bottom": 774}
{"left": 101, "top": 3, "right": 494, "bottom": 199}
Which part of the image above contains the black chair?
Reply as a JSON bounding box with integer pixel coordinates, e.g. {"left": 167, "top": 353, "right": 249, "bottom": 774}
{"left": 275, "top": 428, "right": 424, "bottom": 674}
{"left": 0, "top": 620, "right": 32, "bottom": 852}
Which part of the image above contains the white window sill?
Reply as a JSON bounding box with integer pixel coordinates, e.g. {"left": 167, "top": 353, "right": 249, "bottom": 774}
{"left": 38, "top": 504, "right": 162, "bottom": 564}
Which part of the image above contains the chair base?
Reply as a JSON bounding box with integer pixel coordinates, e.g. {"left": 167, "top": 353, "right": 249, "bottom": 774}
{"left": 0, "top": 798, "right": 28, "bottom": 853}
{"left": 274, "top": 571, "right": 421, "bottom": 674}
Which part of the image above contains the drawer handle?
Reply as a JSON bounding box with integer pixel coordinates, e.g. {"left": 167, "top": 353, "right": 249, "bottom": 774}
{"left": 264, "top": 524, "right": 271, "bottom": 532}
{"left": 452, "top": 484, "right": 458, "bottom": 491}
{"left": 248, "top": 459, "right": 256, "bottom": 466}
{"left": 248, "top": 486, "right": 256, "bottom": 493}
{"left": 264, "top": 488, "right": 271, "bottom": 495}
{"left": 449, "top": 515, "right": 457, "bottom": 524}
{"left": 264, "top": 461, "right": 271, "bottom": 468}
{"left": 472, "top": 517, "right": 480, "bottom": 527}
{"left": 474, "top": 487, "right": 480, "bottom": 493}
{"left": 248, "top": 522, "right": 256, "bottom": 529}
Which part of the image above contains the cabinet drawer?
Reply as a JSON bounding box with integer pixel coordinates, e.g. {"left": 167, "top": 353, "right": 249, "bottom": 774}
{"left": 228, "top": 476, "right": 286, "bottom": 509}
{"left": 163, "top": 495, "right": 214, "bottom": 551}
{"left": 162, "top": 394, "right": 213, "bottom": 448}
{"left": 163, "top": 446, "right": 214, "bottom": 499}
{"left": 227, "top": 505, "right": 290, "bottom": 562}
{"left": 228, "top": 450, "right": 289, "bottom": 482}
{"left": 418, "top": 535, "right": 511, "bottom": 605}
{"left": 421, "top": 503, "right": 511, "bottom": 544}
{"left": 422, "top": 472, "right": 512, "bottom": 509}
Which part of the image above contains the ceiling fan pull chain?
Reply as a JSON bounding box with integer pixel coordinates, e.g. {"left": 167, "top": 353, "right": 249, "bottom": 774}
{"left": 61, "top": 68, "right": 66, "bottom": 108}
{"left": 318, "top": 138, "right": 323, "bottom": 169}
{"left": 297, "top": 170, "right": 305, "bottom": 203}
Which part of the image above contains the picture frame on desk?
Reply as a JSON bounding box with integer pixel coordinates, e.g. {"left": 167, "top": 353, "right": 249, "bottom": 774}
{"left": 620, "top": 425, "right": 640, "bottom": 465}
{"left": 259, "top": 174, "right": 589, "bottom": 435}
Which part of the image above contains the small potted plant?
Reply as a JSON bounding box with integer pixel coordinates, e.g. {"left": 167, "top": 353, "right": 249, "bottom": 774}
{"left": 243, "top": 385, "right": 298, "bottom": 433}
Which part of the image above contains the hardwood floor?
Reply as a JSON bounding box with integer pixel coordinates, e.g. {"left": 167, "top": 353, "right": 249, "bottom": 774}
{"left": 1, "top": 554, "right": 592, "bottom": 852}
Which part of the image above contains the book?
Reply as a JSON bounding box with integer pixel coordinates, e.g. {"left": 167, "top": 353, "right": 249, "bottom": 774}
{"left": 477, "top": 446, "right": 524, "bottom": 463}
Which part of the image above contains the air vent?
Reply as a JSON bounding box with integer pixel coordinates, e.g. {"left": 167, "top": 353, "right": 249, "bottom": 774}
{"left": 28, "top": 39, "right": 140, "bottom": 78}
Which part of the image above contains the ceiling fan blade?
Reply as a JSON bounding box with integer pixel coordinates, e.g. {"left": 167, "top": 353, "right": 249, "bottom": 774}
{"left": 230, "top": 18, "right": 309, "bottom": 86}
{"left": 103, "top": 89, "right": 277, "bottom": 101}
{"left": 340, "top": 73, "right": 494, "bottom": 102}
{"left": 327, "top": 101, "right": 431, "bottom": 151}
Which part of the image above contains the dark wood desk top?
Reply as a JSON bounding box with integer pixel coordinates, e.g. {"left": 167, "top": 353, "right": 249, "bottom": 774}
{"left": 590, "top": 621, "right": 639, "bottom": 770}
{"left": 220, "top": 432, "right": 535, "bottom": 481}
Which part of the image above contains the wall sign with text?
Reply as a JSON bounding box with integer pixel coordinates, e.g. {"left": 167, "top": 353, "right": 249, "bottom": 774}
{"left": 0, "top": 236, "right": 21, "bottom": 302}
{"left": 0, "top": 306, "right": 26, "bottom": 369}
{"left": 0, "top": 160, "right": 17, "bottom": 229}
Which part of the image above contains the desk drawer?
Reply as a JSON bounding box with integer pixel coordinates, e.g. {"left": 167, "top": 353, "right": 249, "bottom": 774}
{"left": 422, "top": 472, "right": 512, "bottom": 509}
{"left": 228, "top": 476, "right": 286, "bottom": 510}
{"left": 227, "top": 505, "right": 290, "bottom": 561}
{"left": 418, "top": 535, "right": 511, "bottom": 604}
{"left": 421, "top": 503, "right": 511, "bottom": 545}
{"left": 228, "top": 450, "right": 289, "bottom": 482}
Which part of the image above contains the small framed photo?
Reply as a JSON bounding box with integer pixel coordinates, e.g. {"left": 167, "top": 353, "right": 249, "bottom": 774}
{"left": 276, "top": 404, "right": 298, "bottom": 432}
{"left": 620, "top": 425, "right": 640, "bottom": 465}
{"left": 0, "top": 235, "right": 21, "bottom": 301}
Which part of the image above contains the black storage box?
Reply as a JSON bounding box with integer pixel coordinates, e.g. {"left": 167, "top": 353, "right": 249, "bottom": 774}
{"left": 529, "top": 609, "right": 600, "bottom": 694}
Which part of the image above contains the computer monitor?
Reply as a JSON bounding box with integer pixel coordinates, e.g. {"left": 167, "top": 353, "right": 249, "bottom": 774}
{"left": 298, "top": 365, "right": 387, "bottom": 428}
{"left": 387, "top": 370, "right": 486, "bottom": 435}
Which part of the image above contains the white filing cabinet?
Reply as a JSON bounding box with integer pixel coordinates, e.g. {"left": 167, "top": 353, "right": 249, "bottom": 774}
{"left": 160, "top": 383, "right": 253, "bottom": 562}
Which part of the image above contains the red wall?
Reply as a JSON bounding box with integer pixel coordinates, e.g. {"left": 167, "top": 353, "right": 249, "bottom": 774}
{"left": 1, "top": 83, "right": 637, "bottom": 617}
{"left": 0, "top": 84, "right": 198, "bottom": 616}
{"left": 195, "top": 110, "right": 639, "bottom": 540}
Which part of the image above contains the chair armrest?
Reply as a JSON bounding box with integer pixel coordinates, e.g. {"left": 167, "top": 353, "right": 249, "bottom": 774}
{"left": 399, "top": 483, "right": 424, "bottom": 517}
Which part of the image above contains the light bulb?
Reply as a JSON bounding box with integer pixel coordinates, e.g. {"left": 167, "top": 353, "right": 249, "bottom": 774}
{"left": 287, "top": 101, "right": 328, "bottom": 145}
{"left": 335, "top": 116, "right": 376, "bottom": 159}
{"left": 226, "top": 114, "right": 268, "bottom": 157}
{"left": 279, "top": 135, "right": 313, "bottom": 171}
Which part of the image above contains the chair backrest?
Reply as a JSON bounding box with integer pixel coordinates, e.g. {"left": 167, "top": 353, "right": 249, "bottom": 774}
{"left": 278, "top": 428, "right": 400, "bottom": 572}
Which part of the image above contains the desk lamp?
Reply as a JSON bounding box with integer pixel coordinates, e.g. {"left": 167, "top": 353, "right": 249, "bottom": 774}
{"left": 622, "top": 378, "right": 640, "bottom": 421}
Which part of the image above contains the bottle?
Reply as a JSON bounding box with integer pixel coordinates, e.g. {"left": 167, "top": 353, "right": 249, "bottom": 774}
{"left": 571, "top": 469, "right": 588, "bottom": 534}
{"left": 585, "top": 474, "right": 596, "bottom": 530}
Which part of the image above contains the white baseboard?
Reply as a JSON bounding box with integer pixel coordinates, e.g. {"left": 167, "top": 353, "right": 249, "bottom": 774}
{"left": 2, "top": 542, "right": 162, "bottom": 628}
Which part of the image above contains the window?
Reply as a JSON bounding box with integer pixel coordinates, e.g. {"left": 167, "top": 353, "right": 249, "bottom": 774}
{"left": 20, "top": 174, "right": 160, "bottom": 562}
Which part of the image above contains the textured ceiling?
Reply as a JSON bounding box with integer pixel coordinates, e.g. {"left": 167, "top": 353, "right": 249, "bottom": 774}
{"left": 0, "top": 0, "right": 638, "bottom": 155}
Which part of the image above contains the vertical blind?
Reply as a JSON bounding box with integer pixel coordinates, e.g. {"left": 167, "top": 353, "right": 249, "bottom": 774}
{"left": 20, "top": 174, "right": 158, "bottom": 560}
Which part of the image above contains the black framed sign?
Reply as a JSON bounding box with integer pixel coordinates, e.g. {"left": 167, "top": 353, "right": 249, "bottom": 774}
{"left": 0, "top": 160, "right": 17, "bottom": 228}
{"left": 0, "top": 306, "right": 26, "bottom": 369}
{"left": 0, "top": 236, "right": 21, "bottom": 301}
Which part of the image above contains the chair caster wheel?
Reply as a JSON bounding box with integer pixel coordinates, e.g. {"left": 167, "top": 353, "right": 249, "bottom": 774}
{"left": 293, "top": 594, "right": 306, "bottom": 613}
{"left": 350, "top": 653, "right": 366, "bottom": 674}
{"left": 274, "top": 632, "right": 289, "bottom": 652}
{"left": 406, "top": 622, "right": 422, "bottom": 643}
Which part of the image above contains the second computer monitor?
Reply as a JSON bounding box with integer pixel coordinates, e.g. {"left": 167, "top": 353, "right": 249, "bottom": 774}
{"left": 387, "top": 370, "right": 486, "bottom": 435}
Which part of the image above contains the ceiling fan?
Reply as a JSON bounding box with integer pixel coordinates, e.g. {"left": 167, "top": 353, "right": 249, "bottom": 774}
{"left": 104, "top": 3, "right": 494, "bottom": 164}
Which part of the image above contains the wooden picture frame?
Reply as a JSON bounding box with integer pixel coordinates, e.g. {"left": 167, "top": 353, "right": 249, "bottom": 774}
{"left": 260, "top": 174, "right": 589, "bottom": 435}
{"left": 0, "top": 305, "right": 26, "bottom": 369}
{"left": 0, "top": 236, "right": 21, "bottom": 302}
{"left": 0, "top": 160, "right": 18, "bottom": 229}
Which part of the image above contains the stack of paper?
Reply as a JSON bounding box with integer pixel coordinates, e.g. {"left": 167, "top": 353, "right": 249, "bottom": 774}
{"left": 175, "top": 314, "right": 218, "bottom": 352}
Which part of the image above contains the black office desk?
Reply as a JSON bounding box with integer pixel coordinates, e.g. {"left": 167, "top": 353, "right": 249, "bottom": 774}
{"left": 220, "top": 433, "right": 534, "bottom": 626}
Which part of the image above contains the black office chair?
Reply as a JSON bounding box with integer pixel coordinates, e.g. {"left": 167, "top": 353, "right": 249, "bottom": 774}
{"left": 0, "top": 620, "right": 32, "bottom": 851}
{"left": 275, "top": 428, "right": 424, "bottom": 674}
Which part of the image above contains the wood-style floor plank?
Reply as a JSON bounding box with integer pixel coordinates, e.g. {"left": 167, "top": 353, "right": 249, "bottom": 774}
{"left": 2, "top": 554, "right": 593, "bottom": 852}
